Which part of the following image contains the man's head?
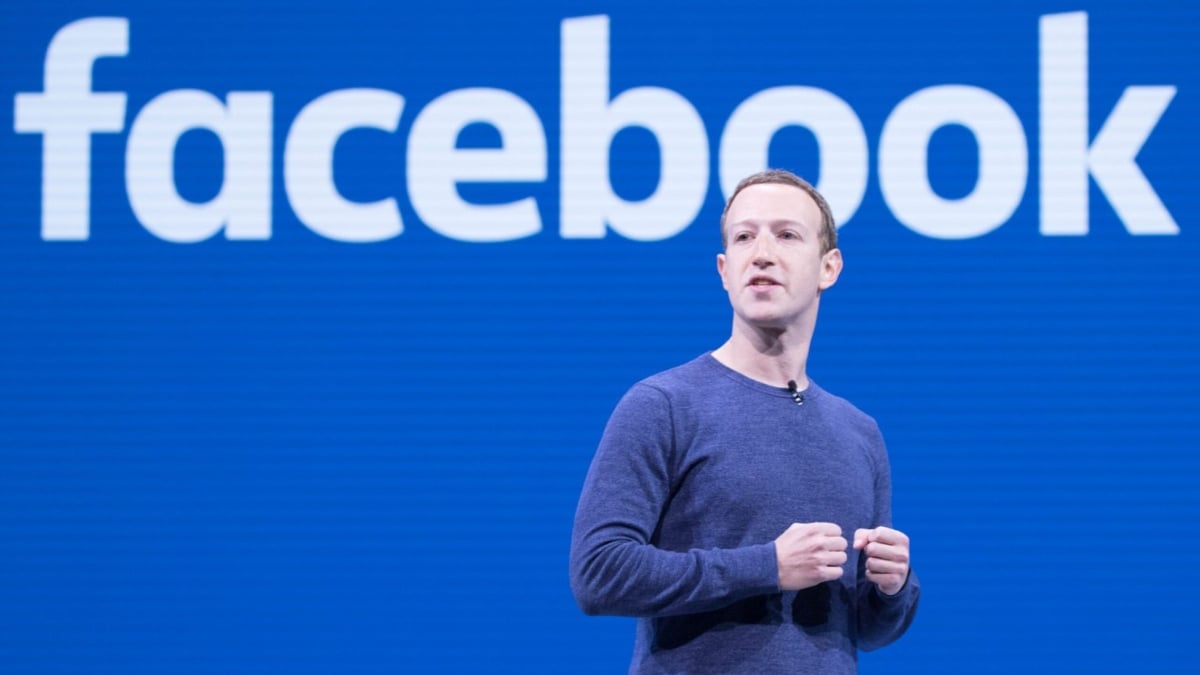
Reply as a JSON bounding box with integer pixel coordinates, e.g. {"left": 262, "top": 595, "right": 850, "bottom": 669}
{"left": 717, "top": 170, "right": 843, "bottom": 332}
{"left": 720, "top": 170, "right": 837, "bottom": 253}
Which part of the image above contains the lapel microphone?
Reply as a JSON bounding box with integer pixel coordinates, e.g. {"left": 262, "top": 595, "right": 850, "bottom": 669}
{"left": 786, "top": 380, "right": 805, "bottom": 406}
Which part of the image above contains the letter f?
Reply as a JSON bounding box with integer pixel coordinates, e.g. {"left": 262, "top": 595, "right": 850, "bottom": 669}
{"left": 15, "top": 18, "right": 129, "bottom": 240}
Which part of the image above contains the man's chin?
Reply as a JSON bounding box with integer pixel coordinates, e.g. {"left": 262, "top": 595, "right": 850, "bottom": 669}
{"left": 739, "top": 314, "right": 789, "bottom": 331}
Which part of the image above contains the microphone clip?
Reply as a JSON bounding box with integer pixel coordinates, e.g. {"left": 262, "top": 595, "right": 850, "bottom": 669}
{"left": 786, "top": 380, "right": 805, "bottom": 406}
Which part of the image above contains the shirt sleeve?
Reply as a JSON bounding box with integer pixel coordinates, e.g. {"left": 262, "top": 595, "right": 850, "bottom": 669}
{"left": 855, "top": 421, "right": 920, "bottom": 650}
{"left": 569, "top": 383, "right": 780, "bottom": 618}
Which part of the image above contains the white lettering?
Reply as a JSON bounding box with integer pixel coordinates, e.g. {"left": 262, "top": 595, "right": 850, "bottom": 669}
{"left": 285, "top": 88, "right": 404, "bottom": 242}
{"left": 719, "top": 86, "right": 868, "bottom": 227}
{"left": 11, "top": 13, "right": 1180, "bottom": 244}
{"left": 1039, "top": 12, "right": 1178, "bottom": 235}
{"left": 560, "top": 15, "right": 708, "bottom": 241}
{"left": 879, "top": 85, "right": 1027, "bottom": 239}
{"left": 13, "top": 17, "right": 128, "bottom": 240}
{"left": 126, "top": 90, "right": 272, "bottom": 242}
{"left": 408, "top": 88, "right": 546, "bottom": 242}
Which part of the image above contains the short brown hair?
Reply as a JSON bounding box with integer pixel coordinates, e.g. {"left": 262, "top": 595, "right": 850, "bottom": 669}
{"left": 720, "top": 169, "right": 837, "bottom": 253}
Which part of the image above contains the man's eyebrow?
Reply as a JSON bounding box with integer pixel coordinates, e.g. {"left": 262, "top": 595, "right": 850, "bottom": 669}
{"left": 720, "top": 222, "right": 816, "bottom": 233}
{"left": 729, "top": 219, "right": 811, "bottom": 229}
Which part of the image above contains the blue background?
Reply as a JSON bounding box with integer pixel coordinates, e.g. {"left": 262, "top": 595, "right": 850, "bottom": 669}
{"left": 1, "top": 1, "right": 1197, "bottom": 672}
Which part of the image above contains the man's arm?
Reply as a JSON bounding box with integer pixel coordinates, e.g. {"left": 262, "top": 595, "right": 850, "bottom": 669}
{"left": 568, "top": 383, "right": 779, "bottom": 617}
{"left": 853, "top": 425, "right": 920, "bottom": 650}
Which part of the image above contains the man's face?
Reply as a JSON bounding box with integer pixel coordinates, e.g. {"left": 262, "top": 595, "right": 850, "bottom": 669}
{"left": 717, "top": 183, "right": 843, "bottom": 330}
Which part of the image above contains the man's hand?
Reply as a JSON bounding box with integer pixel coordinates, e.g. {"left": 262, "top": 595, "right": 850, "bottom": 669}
{"left": 853, "top": 526, "right": 911, "bottom": 596}
{"left": 774, "top": 522, "right": 847, "bottom": 590}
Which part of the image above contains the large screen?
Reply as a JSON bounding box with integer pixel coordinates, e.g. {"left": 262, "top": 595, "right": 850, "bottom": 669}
{"left": 2, "top": 1, "right": 1196, "bottom": 672}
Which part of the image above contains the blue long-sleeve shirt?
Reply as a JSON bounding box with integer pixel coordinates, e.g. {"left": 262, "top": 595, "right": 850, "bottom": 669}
{"left": 570, "top": 354, "right": 919, "bottom": 674}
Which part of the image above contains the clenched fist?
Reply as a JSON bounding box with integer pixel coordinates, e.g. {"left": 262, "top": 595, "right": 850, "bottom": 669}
{"left": 774, "top": 522, "right": 847, "bottom": 591}
{"left": 853, "top": 526, "right": 911, "bottom": 596}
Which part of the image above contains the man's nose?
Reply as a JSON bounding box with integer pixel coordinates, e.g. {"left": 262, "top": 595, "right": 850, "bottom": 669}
{"left": 752, "top": 236, "right": 776, "bottom": 265}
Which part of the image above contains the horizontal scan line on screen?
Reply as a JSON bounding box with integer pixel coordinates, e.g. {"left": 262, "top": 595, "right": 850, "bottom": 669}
{"left": 12, "top": 13, "right": 1179, "bottom": 243}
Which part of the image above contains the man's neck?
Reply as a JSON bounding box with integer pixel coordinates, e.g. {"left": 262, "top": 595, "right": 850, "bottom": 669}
{"left": 711, "top": 322, "right": 813, "bottom": 390}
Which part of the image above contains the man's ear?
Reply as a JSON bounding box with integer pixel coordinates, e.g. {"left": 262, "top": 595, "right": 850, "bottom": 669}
{"left": 819, "top": 248, "right": 843, "bottom": 291}
{"left": 717, "top": 253, "right": 728, "bottom": 291}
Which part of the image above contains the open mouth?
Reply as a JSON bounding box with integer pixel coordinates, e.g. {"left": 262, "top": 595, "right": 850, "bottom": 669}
{"left": 748, "top": 276, "right": 778, "bottom": 288}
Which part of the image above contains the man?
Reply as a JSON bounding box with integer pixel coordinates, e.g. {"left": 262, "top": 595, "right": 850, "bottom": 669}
{"left": 569, "top": 169, "right": 919, "bottom": 673}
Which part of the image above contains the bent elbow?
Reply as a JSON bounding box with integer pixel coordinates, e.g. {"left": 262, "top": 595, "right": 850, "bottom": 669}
{"left": 569, "top": 547, "right": 630, "bottom": 616}
{"left": 574, "top": 591, "right": 608, "bottom": 616}
{"left": 570, "top": 563, "right": 613, "bottom": 616}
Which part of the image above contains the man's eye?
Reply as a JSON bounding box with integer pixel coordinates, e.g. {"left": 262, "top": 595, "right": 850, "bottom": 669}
{"left": 780, "top": 231, "right": 799, "bottom": 240}
{"left": 735, "top": 233, "right": 751, "bottom": 241}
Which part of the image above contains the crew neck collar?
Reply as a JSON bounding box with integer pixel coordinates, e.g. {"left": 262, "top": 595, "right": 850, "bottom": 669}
{"left": 700, "top": 352, "right": 822, "bottom": 401}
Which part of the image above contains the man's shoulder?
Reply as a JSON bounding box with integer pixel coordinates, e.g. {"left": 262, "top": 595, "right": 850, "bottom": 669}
{"left": 812, "top": 384, "right": 883, "bottom": 436}
{"left": 634, "top": 354, "right": 718, "bottom": 395}
{"left": 601, "top": 355, "right": 717, "bottom": 427}
{"left": 606, "top": 354, "right": 721, "bottom": 415}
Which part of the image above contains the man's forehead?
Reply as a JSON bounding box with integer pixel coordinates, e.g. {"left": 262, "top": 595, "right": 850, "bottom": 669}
{"left": 727, "top": 188, "right": 821, "bottom": 231}
{"left": 726, "top": 183, "right": 821, "bottom": 223}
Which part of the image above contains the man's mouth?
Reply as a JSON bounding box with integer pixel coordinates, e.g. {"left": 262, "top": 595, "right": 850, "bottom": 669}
{"left": 748, "top": 276, "right": 778, "bottom": 287}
